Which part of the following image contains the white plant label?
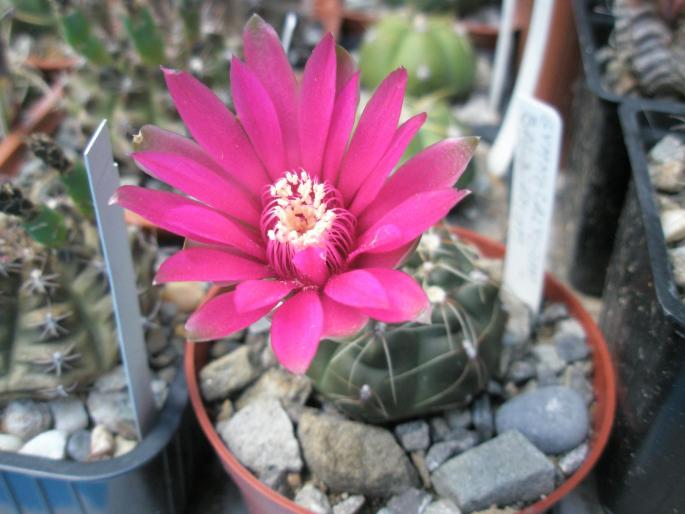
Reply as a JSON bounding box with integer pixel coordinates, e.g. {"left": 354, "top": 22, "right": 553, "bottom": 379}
{"left": 503, "top": 96, "right": 562, "bottom": 313}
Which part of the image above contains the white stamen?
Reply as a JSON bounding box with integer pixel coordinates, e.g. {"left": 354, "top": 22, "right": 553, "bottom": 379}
{"left": 420, "top": 232, "right": 442, "bottom": 252}
{"left": 426, "top": 285, "right": 447, "bottom": 304}
{"left": 267, "top": 170, "right": 336, "bottom": 249}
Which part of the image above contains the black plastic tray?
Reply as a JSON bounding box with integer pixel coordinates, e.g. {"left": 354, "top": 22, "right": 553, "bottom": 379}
{"left": 567, "top": 0, "right": 685, "bottom": 296}
{"left": 0, "top": 368, "right": 203, "bottom": 514}
{"left": 598, "top": 102, "right": 685, "bottom": 514}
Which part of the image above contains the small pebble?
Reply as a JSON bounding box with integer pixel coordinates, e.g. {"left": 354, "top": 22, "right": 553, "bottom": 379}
{"left": 90, "top": 425, "right": 114, "bottom": 460}
{"left": 669, "top": 246, "right": 685, "bottom": 287}
{"left": 472, "top": 395, "right": 494, "bottom": 441}
{"left": 559, "top": 442, "right": 589, "bottom": 476}
{"left": 2, "top": 400, "right": 52, "bottom": 440}
{"left": 425, "top": 431, "right": 479, "bottom": 471}
{"left": 210, "top": 340, "right": 241, "bottom": 359}
{"left": 332, "top": 495, "right": 365, "bottom": 514}
{"left": 539, "top": 303, "right": 569, "bottom": 325}
{"left": 150, "top": 345, "right": 178, "bottom": 369}
{"left": 114, "top": 435, "right": 138, "bottom": 457}
{"left": 445, "top": 409, "right": 471, "bottom": 430}
{"left": 429, "top": 417, "right": 451, "bottom": 442}
{"left": 554, "top": 333, "right": 589, "bottom": 363}
{"left": 94, "top": 366, "right": 128, "bottom": 392}
{"left": 294, "top": 483, "right": 331, "bottom": 514}
{"left": 67, "top": 430, "right": 91, "bottom": 462}
{"left": 507, "top": 360, "right": 536, "bottom": 383}
{"left": 151, "top": 379, "right": 169, "bottom": 409}
{"left": 157, "top": 365, "right": 177, "bottom": 384}
{"left": 146, "top": 326, "right": 169, "bottom": 355}
{"left": 0, "top": 433, "right": 23, "bottom": 452}
{"left": 20, "top": 430, "right": 67, "bottom": 460}
{"left": 385, "top": 487, "right": 432, "bottom": 514}
{"left": 217, "top": 400, "right": 235, "bottom": 422}
{"left": 532, "top": 345, "right": 566, "bottom": 375}
{"left": 394, "top": 420, "right": 430, "bottom": 452}
{"left": 424, "top": 499, "right": 462, "bottom": 514}
{"left": 161, "top": 282, "right": 205, "bottom": 312}
{"left": 49, "top": 398, "right": 88, "bottom": 434}
{"left": 410, "top": 451, "right": 432, "bottom": 489}
{"left": 259, "top": 467, "right": 290, "bottom": 496}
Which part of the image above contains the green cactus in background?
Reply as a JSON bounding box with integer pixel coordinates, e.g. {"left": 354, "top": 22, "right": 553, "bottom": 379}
{"left": 383, "top": 0, "right": 494, "bottom": 15}
{"left": 0, "top": 136, "right": 158, "bottom": 400}
{"left": 359, "top": 13, "right": 476, "bottom": 98}
{"left": 307, "top": 224, "right": 506, "bottom": 422}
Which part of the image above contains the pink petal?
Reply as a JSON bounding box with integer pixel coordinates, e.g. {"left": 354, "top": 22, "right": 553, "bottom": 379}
{"left": 292, "top": 246, "right": 330, "bottom": 286}
{"left": 359, "top": 137, "right": 478, "bottom": 231}
{"left": 335, "top": 46, "right": 357, "bottom": 94}
{"left": 234, "top": 279, "right": 295, "bottom": 313}
{"left": 351, "top": 269, "right": 429, "bottom": 323}
{"left": 154, "top": 248, "right": 270, "bottom": 284}
{"left": 349, "top": 113, "right": 426, "bottom": 216}
{"left": 111, "top": 186, "right": 264, "bottom": 259}
{"left": 337, "top": 68, "right": 407, "bottom": 203}
{"left": 132, "top": 151, "right": 260, "bottom": 226}
{"left": 299, "top": 33, "right": 337, "bottom": 177}
{"left": 162, "top": 68, "right": 268, "bottom": 194}
{"left": 321, "top": 294, "right": 368, "bottom": 338}
{"left": 185, "top": 290, "right": 274, "bottom": 341}
{"left": 353, "top": 188, "right": 467, "bottom": 256}
{"left": 324, "top": 269, "right": 391, "bottom": 309}
{"left": 243, "top": 14, "right": 301, "bottom": 168}
{"left": 271, "top": 290, "right": 323, "bottom": 374}
{"left": 230, "top": 58, "right": 286, "bottom": 180}
{"left": 351, "top": 240, "right": 418, "bottom": 269}
{"left": 321, "top": 73, "right": 360, "bottom": 186}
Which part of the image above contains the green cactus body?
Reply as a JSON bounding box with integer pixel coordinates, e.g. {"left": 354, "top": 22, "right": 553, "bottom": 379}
{"left": 307, "top": 225, "right": 506, "bottom": 422}
{"left": 359, "top": 14, "right": 476, "bottom": 98}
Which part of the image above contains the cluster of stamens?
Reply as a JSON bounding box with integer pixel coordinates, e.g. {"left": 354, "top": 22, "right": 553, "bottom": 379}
{"left": 261, "top": 170, "right": 356, "bottom": 282}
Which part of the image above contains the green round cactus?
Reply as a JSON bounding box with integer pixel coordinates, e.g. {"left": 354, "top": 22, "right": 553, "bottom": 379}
{"left": 359, "top": 14, "right": 476, "bottom": 98}
{"left": 307, "top": 225, "right": 506, "bottom": 422}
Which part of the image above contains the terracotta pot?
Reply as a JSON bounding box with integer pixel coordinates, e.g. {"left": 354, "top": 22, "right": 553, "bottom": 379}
{"left": 0, "top": 78, "right": 65, "bottom": 177}
{"left": 184, "top": 227, "right": 617, "bottom": 514}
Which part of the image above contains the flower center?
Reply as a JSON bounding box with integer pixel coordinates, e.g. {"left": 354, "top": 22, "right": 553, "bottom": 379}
{"left": 260, "top": 170, "right": 356, "bottom": 282}
{"left": 265, "top": 171, "right": 336, "bottom": 249}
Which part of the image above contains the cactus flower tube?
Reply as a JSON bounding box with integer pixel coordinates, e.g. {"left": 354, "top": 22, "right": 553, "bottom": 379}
{"left": 111, "top": 15, "right": 476, "bottom": 374}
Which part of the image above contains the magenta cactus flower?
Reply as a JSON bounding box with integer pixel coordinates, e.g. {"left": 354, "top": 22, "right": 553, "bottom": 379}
{"left": 111, "top": 15, "right": 475, "bottom": 374}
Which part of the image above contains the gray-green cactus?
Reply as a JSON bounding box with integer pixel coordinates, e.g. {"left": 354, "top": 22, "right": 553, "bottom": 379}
{"left": 0, "top": 136, "right": 157, "bottom": 400}
{"left": 307, "top": 224, "right": 506, "bottom": 422}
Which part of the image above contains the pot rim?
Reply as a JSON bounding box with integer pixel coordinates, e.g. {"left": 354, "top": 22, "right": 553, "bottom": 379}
{"left": 185, "top": 226, "right": 617, "bottom": 514}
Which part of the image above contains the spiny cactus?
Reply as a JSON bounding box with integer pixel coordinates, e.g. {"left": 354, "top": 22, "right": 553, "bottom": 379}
{"left": 359, "top": 13, "right": 476, "bottom": 98}
{"left": 0, "top": 136, "right": 157, "bottom": 400}
{"left": 307, "top": 224, "right": 506, "bottom": 422}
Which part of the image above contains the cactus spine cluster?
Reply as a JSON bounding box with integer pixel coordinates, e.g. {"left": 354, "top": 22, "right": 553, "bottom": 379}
{"left": 0, "top": 136, "right": 157, "bottom": 400}
{"left": 307, "top": 224, "right": 506, "bottom": 422}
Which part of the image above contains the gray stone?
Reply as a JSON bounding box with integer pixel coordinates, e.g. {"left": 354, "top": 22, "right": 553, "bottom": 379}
{"left": 385, "top": 487, "right": 432, "bottom": 514}
{"left": 507, "top": 360, "right": 536, "bottom": 384}
{"left": 472, "top": 395, "right": 494, "bottom": 440}
{"left": 49, "top": 398, "right": 88, "bottom": 434}
{"left": 159, "top": 301, "right": 179, "bottom": 322}
{"left": 235, "top": 368, "right": 312, "bottom": 410}
{"left": 259, "top": 467, "right": 290, "bottom": 496}
{"left": 150, "top": 345, "right": 178, "bottom": 369}
{"left": 2, "top": 400, "right": 52, "bottom": 440}
{"left": 558, "top": 442, "right": 589, "bottom": 476}
{"left": 199, "top": 346, "right": 260, "bottom": 401}
{"left": 87, "top": 390, "right": 136, "bottom": 439}
{"left": 554, "top": 333, "right": 589, "bottom": 363}
{"left": 210, "top": 339, "right": 241, "bottom": 359}
{"left": 94, "top": 365, "right": 127, "bottom": 392}
{"left": 20, "top": 430, "right": 67, "bottom": 460}
{"left": 429, "top": 417, "right": 451, "bottom": 442}
{"left": 394, "top": 420, "right": 430, "bottom": 452}
{"left": 298, "top": 412, "right": 419, "bottom": 497}
{"left": 650, "top": 134, "right": 685, "bottom": 164}
{"left": 537, "top": 366, "right": 561, "bottom": 387}
{"left": 445, "top": 409, "right": 472, "bottom": 430}
{"left": 249, "top": 316, "right": 271, "bottom": 334}
{"left": 425, "top": 431, "right": 479, "bottom": 471}
{"left": 151, "top": 379, "right": 169, "bottom": 409}
{"left": 424, "top": 499, "right": 462, "bottom": 514}
{"left": 562, "top": 365, "right": 594, "bottom": 405}
{"left": 432, "top": 430, "right": 555, "bottom": 512}
{"left": 556, "top": 319, "right": 585, "bottom": 340}
{"left": 495, "top": 386, "right": 589, "bottom": 454}
{"left": 533, "top": 345, "right": 566, "bottom": 375}
{"left": 539, "top": 303, "right": 569, "bottom": 325}
{"left": 157, "top": 365, "right": 177, "bottom": 384}
{"left": 219, "top": 398, "right": 302, "bottom": 475}
{"left": 295, "top": 483, "right": 332, "bottom": 514}
{"left": 67, "top": 430, "right": 91, "bottom": 462}
{"left": 487, "top": 380, "right": 503, "bottom": 397}
{"left": 0, "top": 433, "right": 23, "bottom": 452}
{"left": 333, "top": 495, "right": 365, "bottom": 514}
{"left": 90, "top": 424, "right": 114, "bottom": 459}
{"left": 114, "top": 435, "right": 137, "bottom": 457}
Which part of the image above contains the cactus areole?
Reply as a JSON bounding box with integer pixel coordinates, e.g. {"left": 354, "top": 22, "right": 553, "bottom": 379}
{"left": 115, "top": 15, "right": 484, "bottom": 380}
{"left": 359, "top": 14, "right": 476, "bottom": 98}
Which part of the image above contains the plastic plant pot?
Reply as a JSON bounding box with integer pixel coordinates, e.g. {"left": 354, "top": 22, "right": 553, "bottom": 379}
{"left": 185, "top": 227, "right": 617, "bottom": 514}
{"left": 0, "top": 367, "right": 204, "bottom": 514}
{"left": 597, "top": 103, "right": 685, "bottom": 514}
{"left": 567, "top": 0, "right": 685, "bottom": 296}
